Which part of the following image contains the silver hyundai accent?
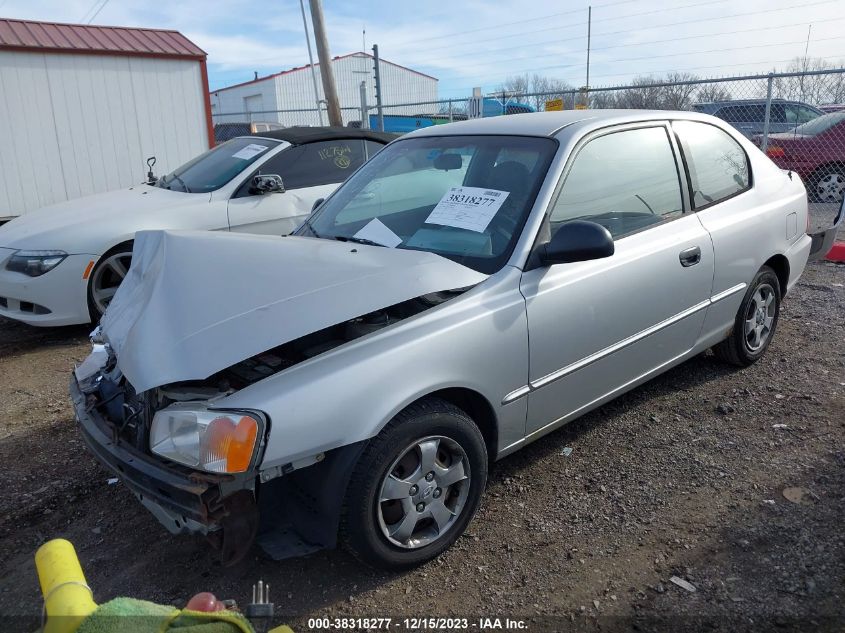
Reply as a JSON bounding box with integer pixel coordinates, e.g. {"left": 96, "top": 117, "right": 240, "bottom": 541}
{"left": 71, "top": 110, "right": 842, "bottom": 569}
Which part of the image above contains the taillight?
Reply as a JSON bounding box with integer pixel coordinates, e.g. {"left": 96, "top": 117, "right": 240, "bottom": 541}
{"left": 766, "top": 146, "right": 786, "bottom": 158}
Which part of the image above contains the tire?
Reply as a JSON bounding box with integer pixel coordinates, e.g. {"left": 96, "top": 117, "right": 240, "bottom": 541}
{"left": 87, "top": 241, "right": 133, "bottom": 323}
{"left": 807, "top": 164, "right": 845, "bottom": 204}
{"left": 340, "top": 397, "right": 488, "bottom": 570}
{"left": 713, "top": 266, "right": 781, "bottom": 367}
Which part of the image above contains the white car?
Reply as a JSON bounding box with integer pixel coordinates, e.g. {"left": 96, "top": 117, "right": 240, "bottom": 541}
{"left": 0, "top": 128, "right": 393, "bottom": 326}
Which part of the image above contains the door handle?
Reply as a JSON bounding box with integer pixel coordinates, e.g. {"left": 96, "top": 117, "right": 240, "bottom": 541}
{"left": 679, "top": 246, "right": 701, "bottom": 267}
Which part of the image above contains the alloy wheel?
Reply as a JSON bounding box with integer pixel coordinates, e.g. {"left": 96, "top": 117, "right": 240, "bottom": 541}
{"left": 744, "top": 283, "right": 776, "bottom": 352}
{"left": 815, "top": 171, "right": 845, "bottom": 203}
{"left": 90, "top": 251, "right": 132, "bottom": 315}
{"left": 377, "top": 435, "right": 471, "bottom": 549}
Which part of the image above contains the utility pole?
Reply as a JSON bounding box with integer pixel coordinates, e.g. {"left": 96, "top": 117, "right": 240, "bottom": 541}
{"left": 298, "top": 0, "right": 324, "bottom": 125}
{"left": 372, "top": 44, "right": 384, "bottom": 132}
{"left": 308, "top": 0, "right": 342, "bottom": 126}
{"left": 586, "top": 6, "right": 592, "bottom": 89}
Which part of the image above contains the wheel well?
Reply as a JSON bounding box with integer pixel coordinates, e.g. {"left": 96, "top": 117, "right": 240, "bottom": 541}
{"left": 764, "top": 254, "right": 790, "bottom": 296}
{"left": 425, "top": 388, "right": 498, "bottom": 459}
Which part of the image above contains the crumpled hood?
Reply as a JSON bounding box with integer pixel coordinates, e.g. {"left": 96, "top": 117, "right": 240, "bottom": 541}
{"left": 102, "top": 230, "right": 487, "bottom": 392}
{"left": 0, "top": 186, "right": 204, "bottom": 251}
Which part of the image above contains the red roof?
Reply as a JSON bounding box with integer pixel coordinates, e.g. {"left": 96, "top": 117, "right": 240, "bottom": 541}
{"left": 0, "top": 18, "right": 206, "bottom": 60}
{"left": 213, "top": 51, "right": 437, "bottom": 92}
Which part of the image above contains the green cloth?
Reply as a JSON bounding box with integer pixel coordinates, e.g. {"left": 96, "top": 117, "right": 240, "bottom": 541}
{"left": 74, "top": 597, "right": 254, "bottom": 633}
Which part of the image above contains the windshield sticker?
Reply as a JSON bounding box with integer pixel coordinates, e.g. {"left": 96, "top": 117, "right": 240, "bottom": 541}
{"left": 425, "top": 186, "right": 510, "bottom": 233}
{"left": 319, "top": 144, "right": 353, "bottom": 168}
{"left": 353, "top": 218, "right": 403, "bottom": 248}
{"left": 232, "top": 144, "right": 269, "bottom": 160}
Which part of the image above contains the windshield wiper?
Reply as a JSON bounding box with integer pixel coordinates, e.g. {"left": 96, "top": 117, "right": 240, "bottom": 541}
{"left": 170, "top": 173, "right": 192, "bottom": 193}
{"left": 331, "top": 235, "right": 386, "bottom": 247}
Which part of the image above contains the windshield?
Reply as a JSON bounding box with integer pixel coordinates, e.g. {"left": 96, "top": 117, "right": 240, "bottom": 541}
{"left": 296, "top": 135, "right": 556, "bottom": 274}
{"left": 791, "top": 111, "right": 845, "bottom": 136}
{"left": 155, "top": 137, "right": 281, "bottom": 193}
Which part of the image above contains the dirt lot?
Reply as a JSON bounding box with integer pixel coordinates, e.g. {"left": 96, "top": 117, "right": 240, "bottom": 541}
{"left": 0, "top": 228, "right": 843, "bottom": 631}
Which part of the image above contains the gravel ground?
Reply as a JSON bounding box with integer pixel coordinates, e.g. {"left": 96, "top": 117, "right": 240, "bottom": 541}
{"left": 0, "top": 213, "right": 842, "bottom": 632}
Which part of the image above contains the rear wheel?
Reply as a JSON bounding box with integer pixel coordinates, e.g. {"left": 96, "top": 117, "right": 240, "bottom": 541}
{"left": 713, "top": 266, "right": 780, "bottom": 367}
{"left": 340, "top": 397, "right": 487, "bottom": 570}
{"left": 87, "top": 242, "right": 133, "bottom": 322}
{"left": 808, "top": 164, "right": 845, "bottom": 203}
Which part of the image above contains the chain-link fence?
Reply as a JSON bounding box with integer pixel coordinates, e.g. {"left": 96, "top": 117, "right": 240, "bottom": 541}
{"left": 211, "top": 68, "right": 845, "bottom": 203}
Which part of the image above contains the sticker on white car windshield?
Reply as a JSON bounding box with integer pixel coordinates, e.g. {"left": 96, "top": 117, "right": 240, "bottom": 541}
{"left": 232, "top": 144, "right": 269, "bottom": 160}
{"left": 425, "top": 186, "right": 510, "bottom": 233}
{"left": 353, "top": 218, "right": 403, "bottom": 248}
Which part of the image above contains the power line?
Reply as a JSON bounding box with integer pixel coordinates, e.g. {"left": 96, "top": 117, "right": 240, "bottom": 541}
{"left": 399, "top": 0, "right": 641, "bottom": 46}
{"left": 405, "top": 0, "right": 838, "bottom": 59}
{"left": 411, "top": 16, "right": 844, "bottom": 69}
{"left": 426, "top": 35, "right": 842, "bottom": 81}
{"left": 87, "top": 0, "right": 110, "bottom": 24}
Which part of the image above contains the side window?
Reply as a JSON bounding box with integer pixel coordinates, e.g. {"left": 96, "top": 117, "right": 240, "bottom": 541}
{"left": 674, "top": 120, "right": 750, "bottom": 209}
{"left": 364, "top": 140, "right": 385, "bottom": 159}
{"left": 550, "top": 126, "right": 684, "bottom": 239}
{"left": 797, "top": 106, "right": 819, "bottom": 124}
{"left": 719, "top": 105, "right": 765, "bottom": 122}
{"left": 262, "top": 140, "right": 367, "bottom": 189}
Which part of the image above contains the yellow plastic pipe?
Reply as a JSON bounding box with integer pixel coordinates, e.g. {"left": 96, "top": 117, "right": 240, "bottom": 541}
{"left": 35, "top": 539, "right": 97, "bottom": 633}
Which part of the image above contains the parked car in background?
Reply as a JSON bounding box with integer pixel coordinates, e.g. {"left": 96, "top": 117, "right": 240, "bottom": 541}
{"left": 761, "top": 111, "right": 845, "bottom": 203}
{"left": 0, "top": 127, "right": 394, "bottom": 326}
{"left": 694, "top": 99, "right": 823, "bottom": 137}
{"left": 819, "top": 104, "right": 845, "bottom": 114}
{"left": 71, "top": 110, "right": 841, "bottom": 570}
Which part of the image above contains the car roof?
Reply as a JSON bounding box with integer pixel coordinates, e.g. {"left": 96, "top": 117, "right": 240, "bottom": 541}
{"left": 403, "top": 109, "right": 723, "bottom": 139}
{"left": 249, "top": 126, "right": 397, "bottom": 145}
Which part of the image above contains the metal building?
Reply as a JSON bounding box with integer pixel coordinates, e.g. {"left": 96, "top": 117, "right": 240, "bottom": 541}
{"left": 0, "top": 19, "right": 213, "bottom": 219}
{"left": 210, "top": 52, "right": 438, "bottom": 127}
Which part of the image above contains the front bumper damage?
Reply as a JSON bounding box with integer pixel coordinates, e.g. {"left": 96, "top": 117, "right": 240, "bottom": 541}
{"left": 71, "top": 353, "right": 369, "bottom": 565}
{"left": 70, "top": 373, "right": 259, "bottom": 564}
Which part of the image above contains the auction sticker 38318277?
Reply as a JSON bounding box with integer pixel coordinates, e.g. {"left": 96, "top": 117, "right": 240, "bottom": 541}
{"left": 425, "top": 186, "right": 510, "bottom": 233}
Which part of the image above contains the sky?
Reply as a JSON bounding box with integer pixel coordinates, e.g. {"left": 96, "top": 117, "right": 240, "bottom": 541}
{"left": 1, "top": 0, "right": 844, "bottom": 98}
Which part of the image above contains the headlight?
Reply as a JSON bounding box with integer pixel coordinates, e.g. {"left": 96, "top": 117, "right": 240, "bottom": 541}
{"left": 150, "top": 405, "right": 262, "bottom": 474}
{"left": 5, "top": 250, "right": 68, "bottom": 277}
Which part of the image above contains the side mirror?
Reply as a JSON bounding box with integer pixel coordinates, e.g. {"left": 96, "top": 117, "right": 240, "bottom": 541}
{"left": 312, "top": 197, "right": 325, "bottom": 212}
{"left": 541, "top": 220, "right": 614, "bottom": 265}
{"left": 251, "top": 174, "right": 285, "bottom": 194}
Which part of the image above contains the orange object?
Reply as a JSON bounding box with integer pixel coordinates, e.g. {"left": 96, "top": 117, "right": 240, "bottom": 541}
{"left": 203, "top": 415, "right": 258, "bottom": 473}
{"left": 766, "top": 146, "right": 786, "bottom": 158}
{"left": 82, "top": 260, "right": 95, "bottom": 280}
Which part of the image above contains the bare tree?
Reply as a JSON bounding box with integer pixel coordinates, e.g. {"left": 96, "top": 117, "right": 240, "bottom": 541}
{"left": 696, "top": 82, "right": 733, "bottom": 103}
{"left": 614, "top": 76, "right": 666, "bottom": 109}
{"left": 498, "top": 73, "right": 576, "bottom": 110}
{"left": 661, "top": 72, "right": 699, "bottom": 110}
{"left": 774, "top": 56, "right": 845, "bottom": 106}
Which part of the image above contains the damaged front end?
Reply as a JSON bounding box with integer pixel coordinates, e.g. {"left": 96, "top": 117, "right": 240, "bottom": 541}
{"left": 71, "top": 342, "right": 266, "bottom": 564}
{"left": 71, "top": 289, "right": 470, "bottom": 564}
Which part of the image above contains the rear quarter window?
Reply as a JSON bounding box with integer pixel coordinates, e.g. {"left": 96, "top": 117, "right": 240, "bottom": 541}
{"left": 271, "top": 140, "right": 368, "bottom": 189}
{"left": 673, "top": 120, "right": 751, "bottom": 209}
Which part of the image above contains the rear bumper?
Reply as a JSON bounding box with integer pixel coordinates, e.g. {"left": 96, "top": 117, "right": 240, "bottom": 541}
{"left": 70, "top": 374, "right": 226, "bottom": 535}
{"left": 808, "top": 199, "right": 845, "bottom": 262}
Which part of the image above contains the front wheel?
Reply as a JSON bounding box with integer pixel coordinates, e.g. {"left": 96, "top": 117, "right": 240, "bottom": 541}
{"left": 713, "top": 266, "right": 781, "bottom": 366}
{"left": 340, "top": 398, "right": 488, "bottom": 569}
{"left": 87, "top": 242, "right": 133, "bottom": 323}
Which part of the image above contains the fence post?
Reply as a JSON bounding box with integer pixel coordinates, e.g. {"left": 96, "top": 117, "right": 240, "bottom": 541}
{"left": 761, "top": 73, "right": 774, "bottom": 153}
{"left": 502, "top": 90, "right": 506, "bottom": 115}
{"left": 372, "top": 44, "right": 384, "bottom": 132}
{"left": 448, "top": 99, "right": 453, "bottom": 122}
{"left": 359, "top": 81, "right": 369, "bottom": 129}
